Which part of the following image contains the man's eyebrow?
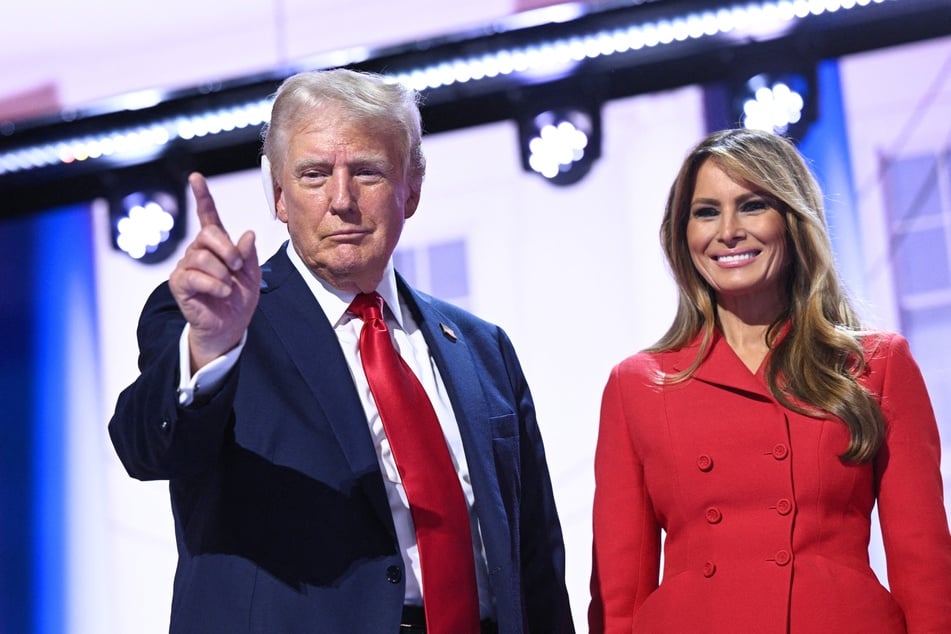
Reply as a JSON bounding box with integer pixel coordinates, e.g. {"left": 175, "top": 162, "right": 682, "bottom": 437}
{"left": 291, "top": 158, "right": 328, "bottom": 171}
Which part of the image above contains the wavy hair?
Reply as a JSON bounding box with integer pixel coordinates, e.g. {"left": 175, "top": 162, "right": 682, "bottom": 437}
{"left": 261, "top": 68, "right": 426, "bottom": 191}
{"left": 651, "top": 128, "right": 883, "bottom": 462}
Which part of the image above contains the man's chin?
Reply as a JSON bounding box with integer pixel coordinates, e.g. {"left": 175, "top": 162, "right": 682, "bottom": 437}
{"left": 310, "top": 256, "right": 386, "bottom": 293}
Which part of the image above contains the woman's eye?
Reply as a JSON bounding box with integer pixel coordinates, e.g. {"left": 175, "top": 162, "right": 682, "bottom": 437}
{"left": 691, "top": 206, "right": 718, "bottom": 218}
{"left": 742, "top": 199, "right": 769, "bottom": 212}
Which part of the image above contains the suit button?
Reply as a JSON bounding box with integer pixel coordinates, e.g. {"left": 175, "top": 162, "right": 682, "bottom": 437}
{"left": 774, "top": 498, "right": 793, "bottom": 515}
{"left": 704, "top": 507, "right": 722, "bottom": 524}
{"left": 702, "top": 561, "right": 717, "bottom": 578}
{"left": 159, "top": 420, "right": 170, "bottom": 432}
{"left": 385, "top": 565, "right": 403, "bottom": 584}
{"left": 697, "top": 454, "right": 713, "bottom": 472}
{"left": 773, "top": 550, "right": 792, "bottom": 566}
{"left": 771, "top": 444, "right": 789, "bottom": 460}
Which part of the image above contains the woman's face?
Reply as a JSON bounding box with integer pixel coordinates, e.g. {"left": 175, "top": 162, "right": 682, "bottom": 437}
{"left": 686, "top": 159, "right": 790, "bottom": 317}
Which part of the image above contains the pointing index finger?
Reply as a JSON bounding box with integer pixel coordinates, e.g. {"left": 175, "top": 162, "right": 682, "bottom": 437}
{"left": 189, "top": 172, "right": 226, "bottom": 232}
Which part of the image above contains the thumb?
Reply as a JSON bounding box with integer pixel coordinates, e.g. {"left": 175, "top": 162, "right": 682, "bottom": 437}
{"left": 236, "top": 230, "right": 258, "bottom": 271}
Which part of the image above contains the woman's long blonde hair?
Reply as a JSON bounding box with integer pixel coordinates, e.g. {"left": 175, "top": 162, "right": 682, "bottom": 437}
{"left": 652, "top": 128, "right": 883, "bottom": 462}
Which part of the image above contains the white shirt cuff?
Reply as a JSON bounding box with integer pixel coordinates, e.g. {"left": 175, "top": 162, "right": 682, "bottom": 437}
{"left": 177, "top": 324, "right": 247, "bottom": 406}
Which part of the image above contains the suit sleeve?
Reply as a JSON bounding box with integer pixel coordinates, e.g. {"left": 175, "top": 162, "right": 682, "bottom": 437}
{"left": 497, "top": 329, "right": 576, "bottom": 633}
{"left": 872, "top": 334, "right": 951, "bottom": 632}
{"left": 589, "top": 362, "right": 661, "bottom": 633}
{"left": 108, "top": 282, "right": 239, "bottom": 481}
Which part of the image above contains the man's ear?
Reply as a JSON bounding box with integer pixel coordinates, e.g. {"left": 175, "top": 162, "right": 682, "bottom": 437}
{"left": 260, "top": 155, "right": 278, "bottom": 218}
{"left": 404, "top": 185, "right": 421, "bottom": 219}
{"left": 274, "top": 184, "right": 288, "bottom": 223}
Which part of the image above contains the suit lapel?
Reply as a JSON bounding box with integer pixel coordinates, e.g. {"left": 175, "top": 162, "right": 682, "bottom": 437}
{"left": 254, "top": 253, "right": 497, "bottom": 541}
{"left": 256, "top": 246, "right": 383, "bottom": 480}
{"left": 399, "top": 282, "right": 525, "bottom": 601}
{"left": 396, "top": 277, "right": 494, "bottom": 480}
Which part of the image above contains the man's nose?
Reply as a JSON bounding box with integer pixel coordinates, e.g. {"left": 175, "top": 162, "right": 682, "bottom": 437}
{"left": 328, "top": 170, "right": 356, "bottom": 213}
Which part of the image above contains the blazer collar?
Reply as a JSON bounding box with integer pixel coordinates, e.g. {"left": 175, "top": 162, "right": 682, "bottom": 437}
{"left": 397, "top": 279, "right": 503, "bottom": 544}
{"left": 263, "top": 242, "right": 411, "bottom": 329}
{"left": 670, "top": 328, "right": 775, "bottom": 401}
{"left": 395, "top": 277, "right": 495, "bottom": 474}
{"left": 259, "top": 244, "right": 468, "bottom": 382}
{"left": 394, "top": 278, "right": 485, "bottom": 419}
{"left": 258, "top": 241, "right": 296, "bottom": 293}
{"left": 257, "top": 245, "right": 380, "bottom": 473}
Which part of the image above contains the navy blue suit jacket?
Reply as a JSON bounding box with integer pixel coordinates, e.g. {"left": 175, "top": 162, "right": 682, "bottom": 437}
{"left": 108, "top": 245, "right": 574, "bottom": 633}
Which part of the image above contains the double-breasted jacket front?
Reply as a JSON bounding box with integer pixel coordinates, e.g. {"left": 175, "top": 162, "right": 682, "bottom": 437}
{"left": 590, "top": 329, "right": 951, "bottom": 633}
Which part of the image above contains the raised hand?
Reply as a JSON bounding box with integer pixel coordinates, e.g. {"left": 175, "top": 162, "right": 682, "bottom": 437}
{"left": 168, "top": 173, "right": 262, "bottom": 372}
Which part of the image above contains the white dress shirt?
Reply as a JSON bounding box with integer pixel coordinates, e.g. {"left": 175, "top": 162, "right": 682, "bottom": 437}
{"left": 177, "top": 243, "right": 494, "bottom": 618}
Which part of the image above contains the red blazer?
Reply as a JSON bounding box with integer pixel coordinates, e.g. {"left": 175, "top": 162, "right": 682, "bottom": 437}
{"left": 589, "top": 330, "right": 951, "bottom": 633}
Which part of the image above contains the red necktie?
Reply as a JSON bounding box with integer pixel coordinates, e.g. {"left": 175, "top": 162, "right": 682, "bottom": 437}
{"left": 349, "top": 292, "right": 480, "bottom": 634}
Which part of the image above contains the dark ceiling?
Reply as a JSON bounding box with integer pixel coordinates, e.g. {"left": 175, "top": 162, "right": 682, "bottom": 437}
{"left": 1, "top": 0, "right": 949, "bottom": 218}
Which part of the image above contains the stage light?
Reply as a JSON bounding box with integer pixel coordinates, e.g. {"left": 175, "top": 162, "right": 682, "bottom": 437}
{"left": 108, "top": 172, "right": 187, "bottom": 264}
{"left": 519, "top": 107, "right": 601, "bottom": 186}
{"left": 733, "top": 69, "right": 816, "bottom": 138}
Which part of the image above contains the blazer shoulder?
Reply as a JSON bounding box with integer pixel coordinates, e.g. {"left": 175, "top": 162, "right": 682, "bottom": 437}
{"left": 142, "top": 279, "right": 175, "bottom": 311}
{"left": 856, "top": 330, "right": 916, "bottom": 383}
{"left": 856, "top": 329, "right": 926, "bottom": 399}
{"left": 601, "top": 352, "right": 669, "bottom": 406}
{"left": 858, "top": 329, "right": 906, "bottom": 358}
{"left": 398, "top": 279, "right": 502, "bottom": 339}
{"left": 611, "top": 348, "right": 684, "bottom": 382}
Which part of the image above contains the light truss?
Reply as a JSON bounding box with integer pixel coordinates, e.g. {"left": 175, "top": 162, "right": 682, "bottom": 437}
{"left": 0, "top": 0, "right": 948, "bottom": 217}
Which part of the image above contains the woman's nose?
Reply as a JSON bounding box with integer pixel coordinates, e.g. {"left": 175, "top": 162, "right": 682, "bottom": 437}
{"left": 718, "top": 211, "right": 745, "bottom": 242}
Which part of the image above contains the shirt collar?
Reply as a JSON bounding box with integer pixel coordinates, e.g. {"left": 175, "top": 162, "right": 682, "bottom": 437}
{"left": 284, "top": 242, "right": 404, "bottom": 328}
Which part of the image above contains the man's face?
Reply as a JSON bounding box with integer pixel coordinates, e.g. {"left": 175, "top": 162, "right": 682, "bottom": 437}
{"left": 274, "top": 102, "right": 420, "bottom": 293}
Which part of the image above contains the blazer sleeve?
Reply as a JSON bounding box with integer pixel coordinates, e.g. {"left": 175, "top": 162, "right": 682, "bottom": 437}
{"left": 871, "top": 333, "right": 951, "bottom": 632}
{"left": 497, "top": 328, "right": 575, "bottom": 633}
{"left": 589, "top": 360, "right": 662, "bottom": 633}
{"left": 108, "top": 282, "right": 239, "bottom": 481}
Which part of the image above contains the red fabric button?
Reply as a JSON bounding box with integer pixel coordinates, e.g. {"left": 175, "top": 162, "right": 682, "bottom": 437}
{"left": 705, "top": 507, "right": 722, "bottom": 524}
{"left": 775, "top": 498, "right": 793, "bottom": 515}
{"left": 774, "top": 550, "right": 791, "bottom": 566}
{"left": 771, "top": 444, "right": 789, "bottom": 460}
{"left": 702, "top": 562, "right": 717, "bottom": 578}
{"left": 696, "top": 455, "right": 713, "bottom": 472}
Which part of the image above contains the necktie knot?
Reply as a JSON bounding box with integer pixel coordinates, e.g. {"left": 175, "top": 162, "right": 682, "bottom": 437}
{"left": 349, "top": 292, "right": 384, "bottom": 323}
